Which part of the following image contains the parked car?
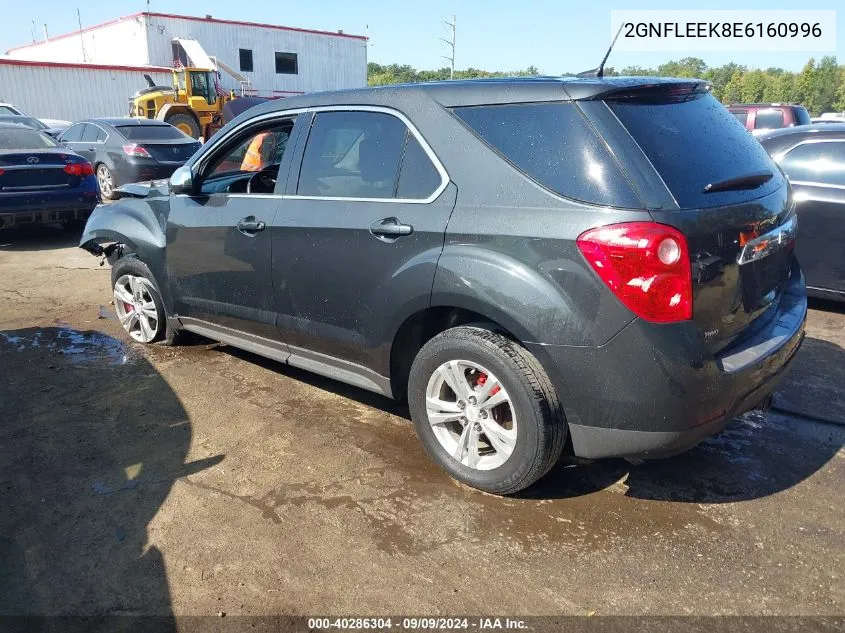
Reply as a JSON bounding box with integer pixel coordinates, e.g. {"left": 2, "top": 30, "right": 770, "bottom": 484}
{"left": 0, "top": 123, "right": 98, "bottom": 229}
{"left": 59, "top": 119, "right": 201, "bottom": 199}
{"left": 728, "top": 103, "right": 812, "bottom": 136}
{"left": 0, "top": 114, "right": 66, "bottom": 139}
{"left": 80, "top": 77, "right": 806, "bottom": 494}
{"left": 0, "top": 102, "right": 72, "bottom": 130}
{"left": 811, "top": 116, "right": 845, "bottom": 124}
{"left": 759, "top": 123, "right": 845, "bottom": 302}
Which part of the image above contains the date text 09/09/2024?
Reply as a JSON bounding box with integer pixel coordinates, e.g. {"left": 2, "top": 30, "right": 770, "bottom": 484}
{"left": 308, "top": 617, "right": 528, "bottom": 630}
{"left": 623, "top": 22, "right": 822, "bottom": 38}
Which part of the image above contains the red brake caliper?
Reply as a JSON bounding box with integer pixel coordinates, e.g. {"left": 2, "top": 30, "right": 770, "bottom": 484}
{"left": 475, "top": 373, "right": 500, "bottom": 396}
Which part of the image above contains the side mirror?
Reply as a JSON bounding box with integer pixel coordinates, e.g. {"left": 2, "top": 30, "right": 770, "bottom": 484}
{"left": 170, "top": 165, "right": 196, "bottom": 195}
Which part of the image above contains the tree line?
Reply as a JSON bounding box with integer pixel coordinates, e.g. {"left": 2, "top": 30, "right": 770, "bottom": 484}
{"left": 367, "top": 57, "right": 845, "bottom": 115}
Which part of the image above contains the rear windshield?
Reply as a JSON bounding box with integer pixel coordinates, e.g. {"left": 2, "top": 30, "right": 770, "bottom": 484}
{"left": 0, "top": 128, "right": 57, "bottom": 149}
{"left": 452, "top": 102, "right": 642, "bottom": 208}
{"left": 608, "top": 93, "right": 782, "bottom": 208}
{"left": 116, "top": 125, "right": 187, "bottom": 141}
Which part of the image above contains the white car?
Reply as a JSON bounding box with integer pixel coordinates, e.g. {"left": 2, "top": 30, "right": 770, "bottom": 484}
{"left": 0, "top": 102, "right": 71, "bottom": 129}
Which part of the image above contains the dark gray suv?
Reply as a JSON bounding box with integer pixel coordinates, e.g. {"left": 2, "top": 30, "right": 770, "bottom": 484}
{"left": 80, "top": 77, "right": 807, "bottom": 494}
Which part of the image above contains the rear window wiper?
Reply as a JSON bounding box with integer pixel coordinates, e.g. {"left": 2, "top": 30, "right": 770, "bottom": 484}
{"left": 703, "top": 171, "right": 773, "bottom": 193}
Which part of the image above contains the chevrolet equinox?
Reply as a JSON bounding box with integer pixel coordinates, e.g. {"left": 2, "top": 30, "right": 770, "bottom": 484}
{"left": 80, "top": 77, "right": 807, "bottom": 494}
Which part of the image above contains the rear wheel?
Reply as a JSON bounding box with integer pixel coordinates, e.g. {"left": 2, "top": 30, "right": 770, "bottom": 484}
{"left": 111, "top": 258, "right": 183, "bottom": 346}
{"left": 165, "top": 113, "right": 201, "bottom": 139}
{"left": 408, "top": 326, "right": 566, "bottom": 495}
{"left": 96, "top": 164, "right": 116, "bottom": 200}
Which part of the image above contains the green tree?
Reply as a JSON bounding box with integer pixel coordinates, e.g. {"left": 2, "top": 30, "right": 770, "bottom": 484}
{"left": 811, "top": 56, "right": 840, "bottom": 114}
{"left": 795, "top": 58, "right": 816, "bottom": 109}
{"left": 659, "top": 57, "right": 707, "bottom": 78}
{"left": 722, "top": 70, "right": 745, "bottom": 104}
{"left": 833, "top": 67, "right": 845, "bottom": 111}
{"left": 740, "top": 70, "right": 767, "bottom": 103}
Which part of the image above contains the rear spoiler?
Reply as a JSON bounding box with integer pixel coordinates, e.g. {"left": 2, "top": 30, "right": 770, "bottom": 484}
{"left": 578, "top": 80, "right": 711, "bottom": 103}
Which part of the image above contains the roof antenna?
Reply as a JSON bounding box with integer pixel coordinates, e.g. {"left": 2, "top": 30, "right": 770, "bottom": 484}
{"left": 577, "top": 23, "right": 624, "bottom": 78}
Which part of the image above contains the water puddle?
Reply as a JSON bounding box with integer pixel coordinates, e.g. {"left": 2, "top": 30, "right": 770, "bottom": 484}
{"left": 0, "top": 326, "right": 140, "bottom": 366}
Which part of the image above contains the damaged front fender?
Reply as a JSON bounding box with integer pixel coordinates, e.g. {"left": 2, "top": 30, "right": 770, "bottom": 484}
{"left": 79, "top": 196, "right": 173, "bottom": 310}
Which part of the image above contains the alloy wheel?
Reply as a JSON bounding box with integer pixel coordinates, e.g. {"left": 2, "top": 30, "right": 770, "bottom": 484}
{"left": 96, "top": 165, "right": 113, "bottom": 198}
{"left": 425, "top": 359, "right": 517, "bottom": 470}
{"left": 113, "top": 274, "right": 159, "bottom": 343}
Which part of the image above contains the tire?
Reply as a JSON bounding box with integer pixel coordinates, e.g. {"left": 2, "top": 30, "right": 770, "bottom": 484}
{"left": 96, "top": 163, "right": 117, "bottom": 200}
{"left": 165, "top": 113, "right": 201, "bottom": 139}
{"left": 110, "top": 257, "right": 184, "bottom": 346}
{"left": 408, "top": 326, "right": 566, "bottom": 495}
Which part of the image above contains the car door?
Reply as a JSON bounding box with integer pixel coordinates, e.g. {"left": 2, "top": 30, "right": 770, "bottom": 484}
{"left": 58, "top": 122, "right": 87, "bottom": 152}
{"left": 270, "top": 107, "right": 456, "bottom": 393}
{"left": 777, "top": 139, "right": 845, "bottom": 294}
{"left": 75, "top": 123, "right": 106, "bottom": 165}
{"left": 165, "top": 113, "right": 302, "bottom": 342}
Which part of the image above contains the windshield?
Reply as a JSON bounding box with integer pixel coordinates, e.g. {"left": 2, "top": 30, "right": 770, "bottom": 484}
{"left": 190, "top": 72, "right": 217, "bottom": 105}
{"left": 608, "top": 93, "right": 783, "bottom": 208}
{"left": 174, "top": 71, "right": 187, "bottom": 92}
{"left": 0, "top": 128, "right": 57, "bottom": 150}
{"left": 116, "top": 125, "right": 189, "bottom": 141}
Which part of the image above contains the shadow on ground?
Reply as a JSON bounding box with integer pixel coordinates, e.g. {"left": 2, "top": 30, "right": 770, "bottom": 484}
{"left": 217, "top": 333, "right": 843, "bottom": 506}
{"left": 0, "top": 224, "right": 83, "bottom": 252}
{"left": 0, "top": 327, "right": 223, "bottom": 621}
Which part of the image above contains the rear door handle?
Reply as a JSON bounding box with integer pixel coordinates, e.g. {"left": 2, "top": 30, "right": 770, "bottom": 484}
{"left": 237, "top": 216, "right": 266, "bottom": 236}
{"left": 369, "top": 217, "right": 414, "bottom": 240}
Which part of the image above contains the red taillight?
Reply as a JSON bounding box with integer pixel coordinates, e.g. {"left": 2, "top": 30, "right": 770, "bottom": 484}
{"left": 576, "top": 222, "right": 692, "bottom": 323}
{"left": 64, "top": 161, "right": 94, "bottom": 177}
{"left": 0, "top": 168, "right": 4, "bottom": 176}
{"left": 122, "top": 144, "right": 151, "bottom": 158}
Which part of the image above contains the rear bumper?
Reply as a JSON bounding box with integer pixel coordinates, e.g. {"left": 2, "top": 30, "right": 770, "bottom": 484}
{"left": 528, "top": 262, "right": 807, "bottom": 459}
{"left": 0, "top": 188, "right": 100, "bottom": 227}
{"left": 112, "top": 161, "right": 182, "bottom": 186}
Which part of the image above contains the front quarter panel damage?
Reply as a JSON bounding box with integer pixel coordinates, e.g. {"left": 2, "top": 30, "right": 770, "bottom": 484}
{"left": 79, "top": 197, "right": 173, "bottom": 310}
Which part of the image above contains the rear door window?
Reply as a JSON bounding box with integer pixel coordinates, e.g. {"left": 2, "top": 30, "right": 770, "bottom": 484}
{"left": 81, "top": 125, "right": 101, "bottom": 143}
{"left": 296, "top": 111, "right": 407, "bottom": 199}
{"left": 754, "top": 109, "right": 785, "bottom": 130}
{"left": 608, "top": 93, "right": 782, "bottom": 208}
{"left": 452, "top": 102, "right": 641, "bottom": 208}
{"left": 396, "top": 134, "right": 442, "bottom": 199}
{"left": 779, "top": 141, "right": 845, "bottom": 186}
{"left": 60, "top": 123, "right": 86, "bottom": 143}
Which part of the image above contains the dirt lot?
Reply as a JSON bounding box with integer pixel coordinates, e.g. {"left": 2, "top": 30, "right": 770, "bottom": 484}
{"left": 1, "top": 226, "right": 843, "bottom": 618}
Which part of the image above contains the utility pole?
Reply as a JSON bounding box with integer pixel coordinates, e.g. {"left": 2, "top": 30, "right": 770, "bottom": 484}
{"left": 440, "top": 15, "right": 456, "bottom": 79}
{"left": 77, "top": 9, "right": 88, "bottom": 62}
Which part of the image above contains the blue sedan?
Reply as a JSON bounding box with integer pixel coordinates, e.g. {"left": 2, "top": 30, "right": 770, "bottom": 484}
{"left": 0, "top": 123, "right": 99, "bottom": 229}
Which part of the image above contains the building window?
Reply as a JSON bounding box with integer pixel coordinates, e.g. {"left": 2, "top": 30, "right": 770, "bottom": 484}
{"left": 275, "top": 52, "right": 298, "bottom": 75}
{"left": 239, "top": 48, "right": 253, "bottom": 72}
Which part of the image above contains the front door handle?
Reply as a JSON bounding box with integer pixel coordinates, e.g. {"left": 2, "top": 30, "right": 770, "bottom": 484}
{"left": 369, "top": 217, "right": 414, "bottom": 240}
{"left": 237, "top": 216, "right": 266, "bottom": 236}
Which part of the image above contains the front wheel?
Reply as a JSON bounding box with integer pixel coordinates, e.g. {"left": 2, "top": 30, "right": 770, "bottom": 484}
{"left": 408, "top": 326, "right": 566, "bottom": 495}
{"left": 111, "top": 257, "right": 183, "bottom": 345}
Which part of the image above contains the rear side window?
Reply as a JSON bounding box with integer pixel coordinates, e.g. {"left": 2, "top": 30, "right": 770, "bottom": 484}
{"left": 116, "top": 125, "right": 187, "bottom": 141}
{"left": 452, "top": 102, "right": 641, "bottom": 208}
{"left": 730, "top": 110, "right": 748, "bottom": 126}
{"left": 609, "top": 94, "right": 782, "bottom": 209}
{"left": 792, "top": 106, "right": 812, "bottom": 126}
{"left": 755, "top": 109, "right": 784, "bottom": 130}
{"left": 297, "top": 110, "right": 442, "bottom": 200}
{"left": 779, "top": 141, "right": 845, "bottom": 186}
